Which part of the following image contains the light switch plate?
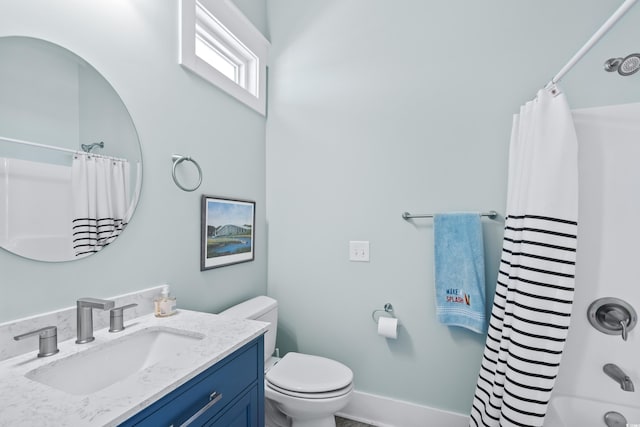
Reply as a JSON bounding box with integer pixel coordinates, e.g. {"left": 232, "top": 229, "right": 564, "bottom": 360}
{"left": 349, "top": 241, "right": 370, "bottom": 262}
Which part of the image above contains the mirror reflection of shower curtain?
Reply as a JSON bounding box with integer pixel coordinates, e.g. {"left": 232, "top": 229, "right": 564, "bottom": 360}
{"left": 469, "top": 87, "right": 579, "bottom": 427}
{"left": 71, "top": 153, "right": 130, "bottom": 257}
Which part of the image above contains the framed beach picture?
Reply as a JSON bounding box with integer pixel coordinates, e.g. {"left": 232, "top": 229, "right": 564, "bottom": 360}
{"left": 201, "top": 195, "right": 255, "bottom": 270}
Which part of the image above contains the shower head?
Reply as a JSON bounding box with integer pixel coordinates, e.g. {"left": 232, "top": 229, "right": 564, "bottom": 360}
{"left": 618, "top": 53, "right": 640, "bottom": 76}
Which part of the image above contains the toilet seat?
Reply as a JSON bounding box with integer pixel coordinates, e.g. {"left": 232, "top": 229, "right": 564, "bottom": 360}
{"left": 266, "top": 380, "right": 353, "bottom": 400}
{"left": 266, "top": 352, "right": 353, "bottom": 396}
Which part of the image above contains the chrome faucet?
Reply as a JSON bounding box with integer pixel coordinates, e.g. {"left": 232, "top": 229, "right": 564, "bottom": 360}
{"left": 604, "top": 363, "right": 635, "bottom": 392}
{"left": 76, "top": 298, "right": 115, "bottom": 344}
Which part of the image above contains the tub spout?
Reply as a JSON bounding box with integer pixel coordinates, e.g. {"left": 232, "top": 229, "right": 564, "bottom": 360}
{"left": 603, "top": 363, "right": 635, "bottom": 392}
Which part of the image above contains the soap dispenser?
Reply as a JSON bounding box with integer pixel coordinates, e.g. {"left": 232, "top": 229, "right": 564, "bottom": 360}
{"left": 154, "top": 285, "right": 177, "bottom": 317}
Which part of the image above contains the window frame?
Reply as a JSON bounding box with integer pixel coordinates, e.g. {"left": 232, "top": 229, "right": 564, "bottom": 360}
{"left": 179, "top": 0, "right": 269, "bottom": 116}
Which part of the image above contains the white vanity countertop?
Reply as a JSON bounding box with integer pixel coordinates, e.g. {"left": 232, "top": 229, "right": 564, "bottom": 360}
{"left": 0, "top": 310, "right": 268, "bottom": 426}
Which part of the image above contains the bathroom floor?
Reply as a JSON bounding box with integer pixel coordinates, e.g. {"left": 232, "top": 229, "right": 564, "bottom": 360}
{"left": 336, "top": 416, "right": 375, "bottom": 427}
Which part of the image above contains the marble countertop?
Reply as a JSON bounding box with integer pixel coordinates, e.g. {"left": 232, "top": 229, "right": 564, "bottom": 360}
{"left": 0, "top": 310, "right": 268, "bottom": 426}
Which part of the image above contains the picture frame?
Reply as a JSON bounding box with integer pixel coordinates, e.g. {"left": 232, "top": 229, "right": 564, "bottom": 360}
{"left": 201, "top": 195, "right": 255, "bottom": 270}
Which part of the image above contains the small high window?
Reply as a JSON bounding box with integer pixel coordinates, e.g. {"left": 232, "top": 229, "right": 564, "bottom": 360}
{"left": 179, "top": 0, "right": 269, "bottom": 115}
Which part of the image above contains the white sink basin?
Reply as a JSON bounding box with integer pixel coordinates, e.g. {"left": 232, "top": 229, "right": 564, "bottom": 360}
{"left": 26, "top": 327, "right": 204, "bottom": 395}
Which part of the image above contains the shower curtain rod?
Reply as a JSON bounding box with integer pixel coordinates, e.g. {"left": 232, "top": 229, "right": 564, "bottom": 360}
{"left": 1, "top": 135, "right": 126, "bottom": 162}
{"left": 547, "top": 0, "right": 638, "bottom": 87}
{"left": 0, "top": 134, "right": 79, "bottom": 154}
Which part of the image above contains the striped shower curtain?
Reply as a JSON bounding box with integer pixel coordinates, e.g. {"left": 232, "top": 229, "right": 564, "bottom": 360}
{"left": 71, "top": 153, "right": 130, "bottom": 257}
{"left": 469, "top": 87, "right": 578, "bottom": 427}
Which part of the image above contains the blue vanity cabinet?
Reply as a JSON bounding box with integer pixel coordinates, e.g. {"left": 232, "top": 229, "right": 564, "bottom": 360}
{"left": 119, "top": 336, "right": 264, "bottom": 427}
{"left": 205, "top": 384, "right": 258, "bottom": 427}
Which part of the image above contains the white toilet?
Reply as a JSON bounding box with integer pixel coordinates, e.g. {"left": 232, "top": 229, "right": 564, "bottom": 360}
{"left": 220, "top": 296, "right": 354, "bottom": 427}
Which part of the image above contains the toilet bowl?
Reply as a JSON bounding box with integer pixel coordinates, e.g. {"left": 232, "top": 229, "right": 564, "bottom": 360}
{"left": 219, "top": 296, "right": 354, "bottom": 427}
{"left": 266, "top": 352, "right": 353, "bottom": 427}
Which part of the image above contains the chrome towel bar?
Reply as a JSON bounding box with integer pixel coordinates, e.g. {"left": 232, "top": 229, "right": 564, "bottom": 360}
{"left": 402, "top": 210, "right": 498, "bottom": 220}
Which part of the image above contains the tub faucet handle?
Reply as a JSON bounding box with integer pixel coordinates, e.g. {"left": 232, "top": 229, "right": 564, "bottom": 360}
{"left": 619, "top": 319, "right": 628, "bottom": 341}
{"left": 604, "top": 310, "right": 631, "bottom": 341}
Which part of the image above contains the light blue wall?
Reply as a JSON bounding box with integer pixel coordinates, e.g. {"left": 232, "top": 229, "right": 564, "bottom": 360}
{"left": 265, "top": 0, "right": 640, "bottom": 414}
{"left": 232, "top": 0, "right": 269, "bottom": 39}
{"left": 0, "top": 0, "right": 268, "bottom": 322}
{"left": 2, "top": 0, "right": 639, "bottom": 417}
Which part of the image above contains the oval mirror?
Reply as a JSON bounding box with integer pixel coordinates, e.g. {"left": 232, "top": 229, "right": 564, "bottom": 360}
{"left": 0, "top": 37, "right": 142, "bottom": 262}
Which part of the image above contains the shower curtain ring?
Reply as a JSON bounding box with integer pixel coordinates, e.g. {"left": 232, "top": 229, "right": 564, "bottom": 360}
{"left": 171, "top": 154, "right": 202, "bottom": 192}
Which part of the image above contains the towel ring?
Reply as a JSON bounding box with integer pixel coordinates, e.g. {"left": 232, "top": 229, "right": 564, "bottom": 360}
{"left": 171, "top": 154, "right": 202, "bottom": 192}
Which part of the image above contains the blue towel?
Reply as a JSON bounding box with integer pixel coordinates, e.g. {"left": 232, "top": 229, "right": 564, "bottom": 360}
{"left": 434, "top": 213, "right": 487, "bottom": 334}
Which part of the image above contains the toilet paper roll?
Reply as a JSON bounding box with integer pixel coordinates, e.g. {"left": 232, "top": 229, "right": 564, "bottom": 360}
{"left": 377, "top": 316, "right": 398, "bottom": 339}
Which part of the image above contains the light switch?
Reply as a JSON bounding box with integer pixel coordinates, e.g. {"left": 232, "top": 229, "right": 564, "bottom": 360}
{"left": 349, "top": 241, "right": 370, "bottom": 262}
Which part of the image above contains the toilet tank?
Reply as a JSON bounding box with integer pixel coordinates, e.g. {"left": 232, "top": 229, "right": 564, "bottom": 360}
{"left": 219, "top": 296, "right": 278, "bottom": 361}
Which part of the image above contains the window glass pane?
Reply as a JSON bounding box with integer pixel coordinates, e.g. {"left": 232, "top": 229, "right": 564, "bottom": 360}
{"left": 180, "top": 0, "right": 269, "bottom": 115}
{"left": 195, "top": 35, "right": 237, "bottom": 83}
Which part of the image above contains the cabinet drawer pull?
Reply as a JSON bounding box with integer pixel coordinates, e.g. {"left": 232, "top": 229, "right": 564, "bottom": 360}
{"left": 179, "top": 391, "right": 223, "bottom": 427}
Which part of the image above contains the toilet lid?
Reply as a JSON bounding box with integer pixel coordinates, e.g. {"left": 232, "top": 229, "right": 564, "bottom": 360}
{"left": 266, "top": 352, "right": 353, "bottom": 393}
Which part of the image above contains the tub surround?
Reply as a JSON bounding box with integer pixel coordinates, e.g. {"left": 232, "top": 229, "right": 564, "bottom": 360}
{"left": 551, "top": 103, "right": 640, "bottom": 416}
{"left": 0, "top": 307, "right": 268, "bottom": 426}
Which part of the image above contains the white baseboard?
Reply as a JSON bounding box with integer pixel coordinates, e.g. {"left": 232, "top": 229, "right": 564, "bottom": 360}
{"left": 337, "top": 391, "right": 469, "bottom": 427}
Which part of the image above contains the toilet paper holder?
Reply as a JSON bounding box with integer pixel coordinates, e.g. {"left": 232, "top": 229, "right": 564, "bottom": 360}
{"left": 372, "top": 303, "right": 399, "bottom": 324}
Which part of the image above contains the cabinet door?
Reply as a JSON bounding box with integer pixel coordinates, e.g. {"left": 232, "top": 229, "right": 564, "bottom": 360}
{"left": 205, "top": 385, "right": 258, "bottom": 427}
{"left": 119, "top": 336, "right": 263, "bottom": 427}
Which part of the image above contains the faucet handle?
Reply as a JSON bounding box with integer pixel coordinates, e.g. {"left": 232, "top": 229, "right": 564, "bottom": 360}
{"left": 604, "top": 310, "right": 631, "bottom": 341}
{"left": 109, "top": 304, "right": 138, "bottom": 333}
{"left": 619, "top": 320, "right": 628, "bottom": 341}
{"left": 14, "top": 326, "right": 60, "bottom": 358}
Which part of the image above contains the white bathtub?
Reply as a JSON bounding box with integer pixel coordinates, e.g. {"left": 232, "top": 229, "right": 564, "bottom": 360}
{"left": 545, "top": 395, "right": 640, "bottom": 427}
